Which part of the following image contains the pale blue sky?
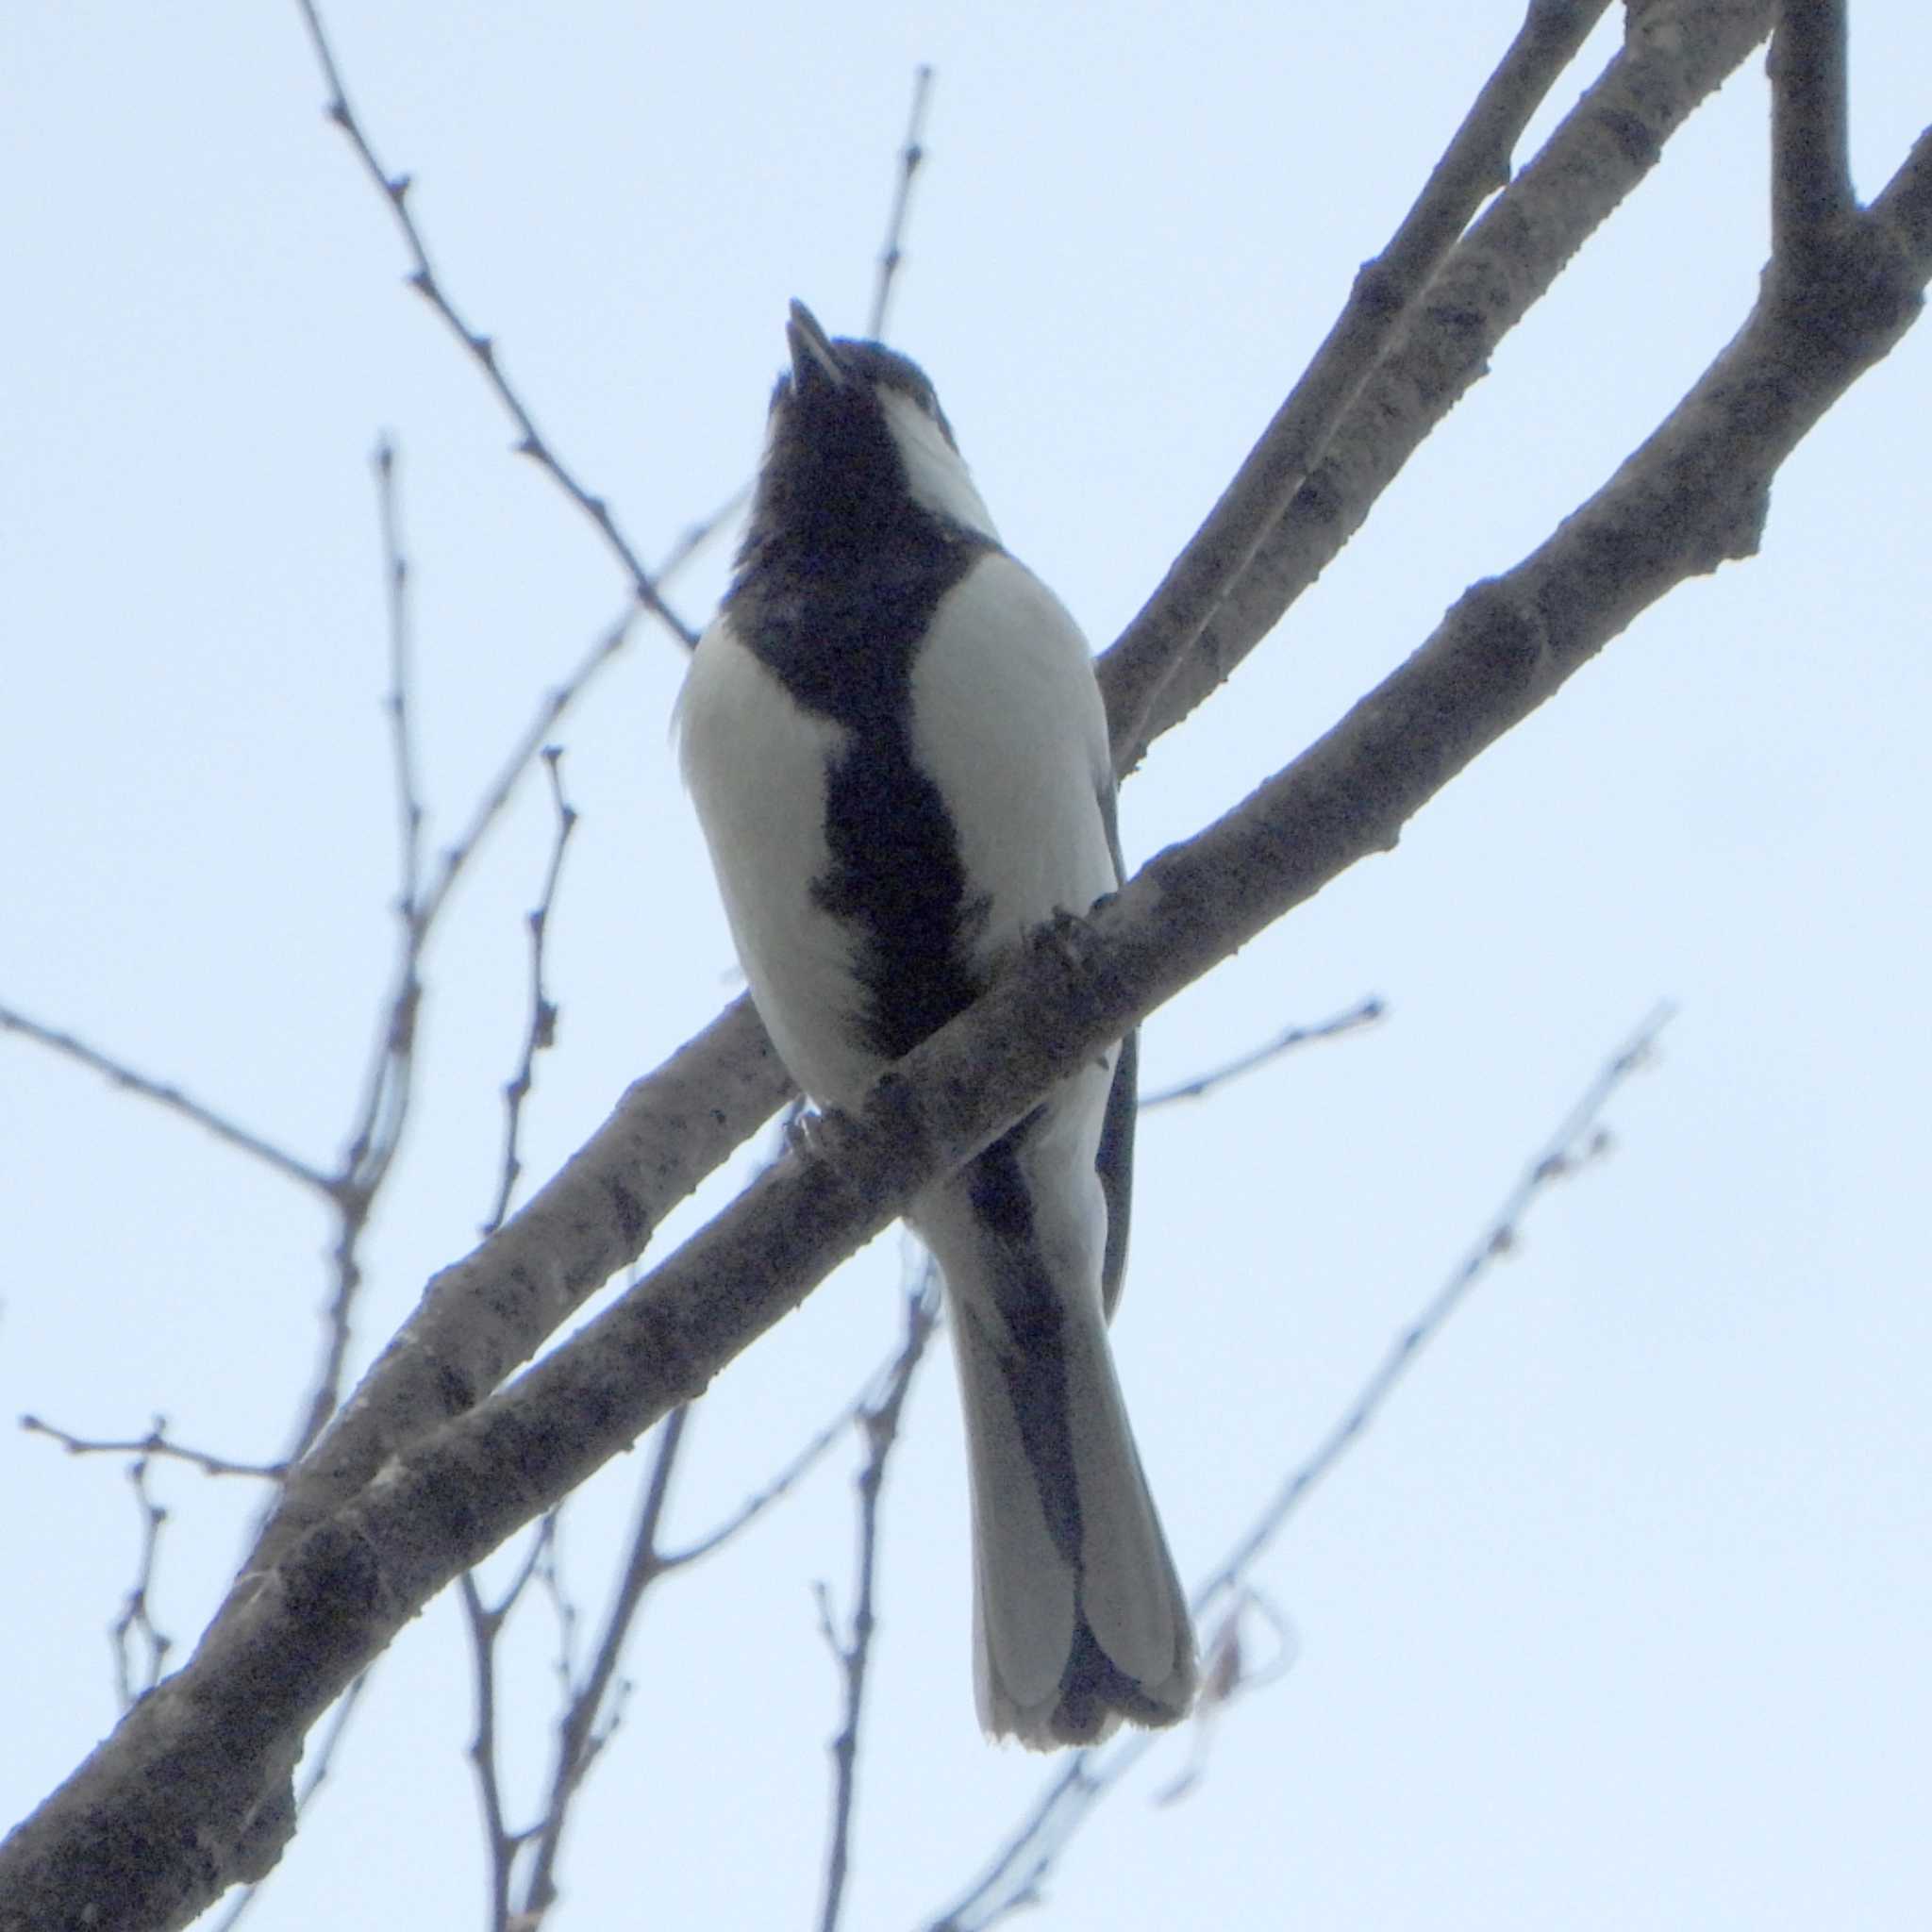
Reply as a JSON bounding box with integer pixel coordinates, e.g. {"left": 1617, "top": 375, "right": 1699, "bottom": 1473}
{"left": 5, "top": 5, "right": 1929, "bottom": 1927}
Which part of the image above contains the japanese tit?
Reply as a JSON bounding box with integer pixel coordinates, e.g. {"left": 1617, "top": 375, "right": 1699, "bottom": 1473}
{"left": 678, "top": 302, "right": 1195, "bottom": 1747}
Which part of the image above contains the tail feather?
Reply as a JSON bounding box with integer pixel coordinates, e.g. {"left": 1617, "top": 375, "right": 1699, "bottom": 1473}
{"left": 951, "top": 1289, "right": 1195, "bottom": 1748}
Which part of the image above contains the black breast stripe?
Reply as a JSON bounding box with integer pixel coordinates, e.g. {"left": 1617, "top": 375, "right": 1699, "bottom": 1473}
{"left": 727, "top": 520, "right": 994, "bottom": 1064}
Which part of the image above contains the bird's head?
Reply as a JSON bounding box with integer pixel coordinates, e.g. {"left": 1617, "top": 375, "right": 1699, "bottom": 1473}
{"left": 742, "top": 301, "right": 999, "bottom": 564}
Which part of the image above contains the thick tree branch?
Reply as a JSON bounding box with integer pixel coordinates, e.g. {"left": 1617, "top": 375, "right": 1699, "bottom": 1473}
{"left": 1872, "top": 125, "right": 1932, "bottom": 263}
{"left": 1103, "top": 0, "right": 1780, "bottom": 755}
{"left": 5, "top": 165, "right": 1924, "bottom": 1925}
{"left": 245, "top": 994, "right": 791, "bottom": 1578}
{"left": 1770, "top": 0, "right": 1853, "bottom": 262}
{"left": 1104, "top": 0, "right": 1611, "bottom": 770}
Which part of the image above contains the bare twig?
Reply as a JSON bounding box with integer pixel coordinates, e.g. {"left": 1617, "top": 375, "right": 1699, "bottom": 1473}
{"left": 484, "top": 749, "right": 580, "bottom": 1235}
{"left": 649, "top": 485, "right": 752, "bottom": 589}
{"left": 924, "top": 1003, "right": 1677, "bottom": 1932}
{"left": 1194, "top": 1001, "right": 1674, "bottom": 1607}
{"left": 419, "top": 605, "right": 639, "bottom": 934}
{"left": 1770, "top": 0, "right": 1853, "bottom": 260}
{"left": 818, "top": 1273, "right": 942, "bottom": 1932}
{"left": 1104, "top": 0, "right": 1610, "bottom": 771}
{"left": 659, "top": 1393, "right": 853, "bottom": 1570}
{"left": 109, "top": 1457, "right": 172, "bottom": 1711}
{"left": 1151, "top": 1590, "right": 1298, "bottom": 1807}
{"left": 868, "top": 66, "right": 936, "bottom": 341}
{"left": 280, "top": 442, "right": 439, "bottom": 1465}
{"left": 458, "top": 1520, "right": 560, "bottom": 1928}
{"left": 0, "top": 1007, "right": 330, "bottom": 1192}
{"left": 376, "top": 437, "right": 425, "bottom": 937}
{"left": 458, "top": 1570, "right": 524, "bottom": 1932}
{"left": 21, "top": 1414, "right": 284, "bottom": 1482}
{"left": 290, "top": 0, "right": 695, "bottom": 644}
{"left": 10, "top": 458, "right": 641, "bottom": 1529}
{"left": 520, "top": 1406, "right": 691, "bottom": 1921}
{"left": 1139, "top": 996, "right": 1383, "bottom": 1108}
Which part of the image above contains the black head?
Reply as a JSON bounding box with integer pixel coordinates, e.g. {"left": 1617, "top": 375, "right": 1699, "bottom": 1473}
{"left": 738, "top": 301, "right": 998, "bottom": 571}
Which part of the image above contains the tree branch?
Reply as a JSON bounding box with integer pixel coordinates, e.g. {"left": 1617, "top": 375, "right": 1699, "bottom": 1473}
{"left": 245, "top": 992, "right": 792, "bottom": 1580}
{"left": 0, "top": 1006, "right": 331, "bottom": 1194}
{"left": 817, "top": 1275, "right": 941, "bottom": 1932}
{"left": 1104, "top": 0, "right": 1611, "bottom": 771}
{"left": 482, "top": 749, "right": 579, "bottom": 1237}
{"left": 1102, "top": 0, "right": 1780, "bottom": 756}
{"left": 519, "top": 1405, "right": 690, "bottom": 1920}
{"left": 867, "top": 66, "right": 936, "bottom": 341}
{"left": 1138, "top": 996, "right": 1383, "bottom": 1108}
{"left": 1770, "top": 0, "right": 1853, "bottom": 261}
{"left": 290, "top": 0, "right": 695, "bottom": 642}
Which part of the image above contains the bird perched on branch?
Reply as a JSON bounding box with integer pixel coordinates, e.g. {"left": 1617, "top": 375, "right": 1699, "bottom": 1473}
{"left": 678, "top": 301, "right": 1194, "bottom": 1747}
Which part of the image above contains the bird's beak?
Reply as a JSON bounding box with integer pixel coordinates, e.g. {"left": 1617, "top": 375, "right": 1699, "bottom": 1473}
{"left": 787, "top": 300, "right": 845, "bottom": 390}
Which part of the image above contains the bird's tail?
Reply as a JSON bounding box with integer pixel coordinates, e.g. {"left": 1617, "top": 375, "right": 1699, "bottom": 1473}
{"left": 947, "top": 1277, "right": 1195, "bottom": 1748}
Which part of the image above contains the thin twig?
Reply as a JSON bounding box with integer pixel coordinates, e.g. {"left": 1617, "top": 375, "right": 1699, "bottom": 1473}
{"left": 290, "top": 0, "right": 695, "bottom": 644}
{"left": 1195, "top": 1000, "right": 1675, "bottom": 1607}
{"left": 868, "top": 66, "right": 936, "bottom": 341}
{"left": 650, "top": 484, "right": 752, "bottom": 588}
{"left": 458, "top": 1521, "right": 558, "bottom": 1929}
{"left": 21, "top": 1414, "right": 284, "bottom": 1482}
{"left": 279, "top": 442, "right": 438, "bottom": 1465}
{"left": 0, "top": 1006, "right": 330, "bottom": 1192}
{"left": 925, "top": 1002, "right": 1676, "bottom": 1932}
{"left": 1139, "top": 996, "right": 1383, "bottom": 1108}
{"left": 1151, "top": 1590, "right": 1298, "bottom": 1807}
{"left": 458, "top": 1572, "right": 522, "bottom": 1932}
{"left": 109, "top": 1457, "right": 172, "bottom": 1711}
{"left": 1104, "top": 0, "right": 1610, "bottom": 771}
{"left": 661, "top": 1385, "right": 859, "bottom": 1570}
{"left": 533, "top": 1510, "right": 581, "bottom": 1701}
{"left": 375, "top": 437, "right": 425, "bottom": 937}
{"left": 520, "top": 1406, "right": 691, "bottom": 1921}
{"left": 483, "top": 749, "right": 579, "bottom": 1235}
{"left": 819, "top": 1273, "right": 942, "bottom": 1932}
{"left": 418, "top": 605, "right": 638, "bottom": 933}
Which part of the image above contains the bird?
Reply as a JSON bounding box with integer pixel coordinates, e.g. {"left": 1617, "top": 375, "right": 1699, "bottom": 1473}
{"left": 677, "top": 300, "right": 1195, "bottom": 1748}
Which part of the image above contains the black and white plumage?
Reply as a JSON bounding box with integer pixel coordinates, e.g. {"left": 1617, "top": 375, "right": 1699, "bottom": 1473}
{"left": 678, "top": 302, "right": 1195, "bottom": 1747}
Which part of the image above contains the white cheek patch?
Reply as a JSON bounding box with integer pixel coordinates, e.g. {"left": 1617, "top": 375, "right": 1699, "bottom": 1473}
{"left": 880, "top": 390, "right": 1000, "bottom": 543}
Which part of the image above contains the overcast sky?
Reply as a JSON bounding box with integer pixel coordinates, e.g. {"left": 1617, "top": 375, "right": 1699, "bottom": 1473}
{"left": 5, "top": 4, "right": 1929, "bottom": 1928}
